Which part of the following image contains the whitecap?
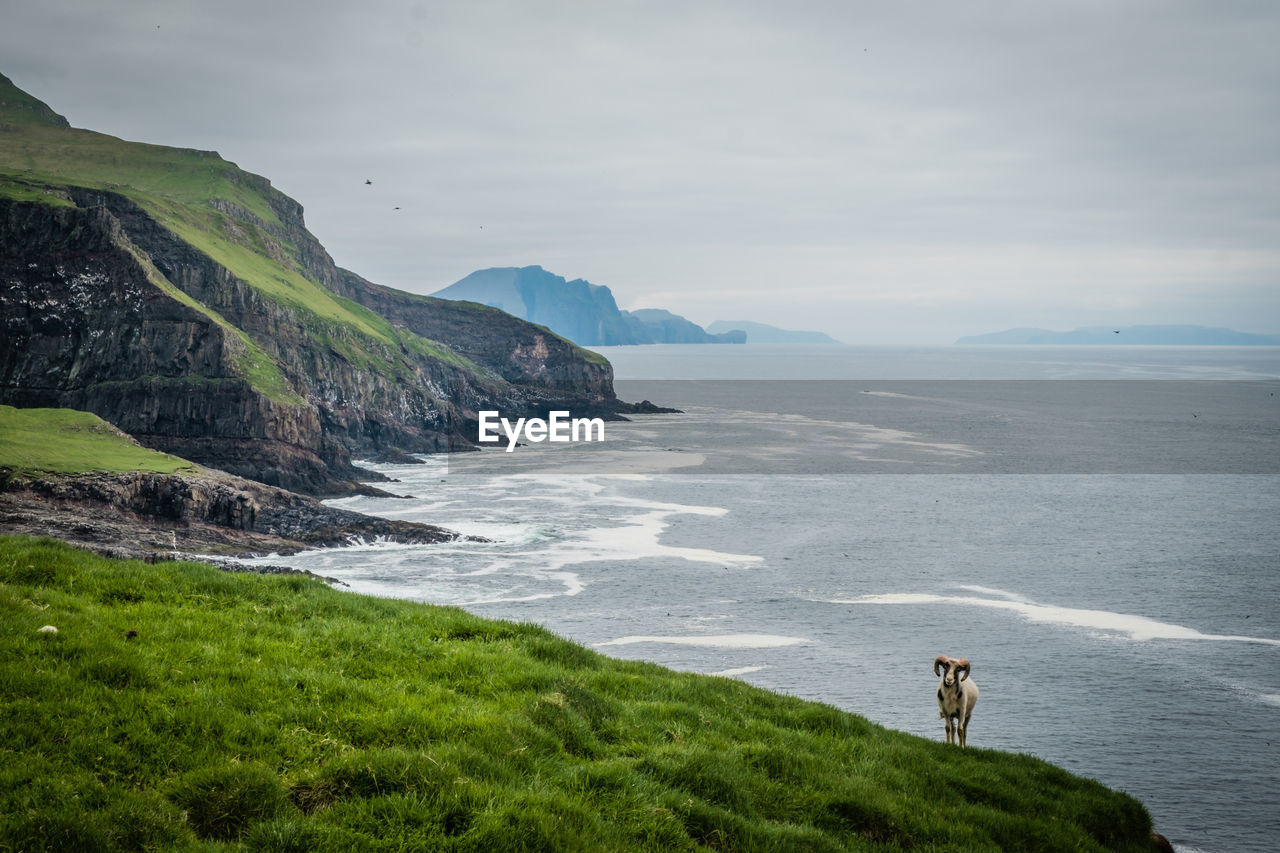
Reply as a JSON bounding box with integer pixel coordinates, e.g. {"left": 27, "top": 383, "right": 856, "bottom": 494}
{"left": 710, "top": 665, "right": 768, "bottom": 678}
{"left": 572, "top": 509, "right": 761, "bottom": 567}
{"left": 829, "top": 587, "right": 1280, "bottom": 646}
{"left": 242, "top": 466, "right": 759, "bottom": 606}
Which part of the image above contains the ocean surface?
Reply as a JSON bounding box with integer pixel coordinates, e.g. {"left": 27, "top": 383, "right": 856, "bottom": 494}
{"left": 244, "top": 345, "right": 1280, "bottom": 852}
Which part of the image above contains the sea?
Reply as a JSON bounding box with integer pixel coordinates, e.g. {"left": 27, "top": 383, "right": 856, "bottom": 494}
{"left": 243, "top": 345, "right": 1280, "bottom": 853}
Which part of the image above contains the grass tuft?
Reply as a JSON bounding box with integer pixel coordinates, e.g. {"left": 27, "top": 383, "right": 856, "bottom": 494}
{"left": 166, "top": 764, "right": 291, "bottom": 841}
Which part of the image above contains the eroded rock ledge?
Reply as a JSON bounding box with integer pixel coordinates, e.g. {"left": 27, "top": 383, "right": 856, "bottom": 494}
{"left": 0, "top": 467, "right": 465, "bottom": 566}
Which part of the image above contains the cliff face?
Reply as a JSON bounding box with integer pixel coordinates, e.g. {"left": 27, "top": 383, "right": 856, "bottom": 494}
{"left": 0, "top": 199, "right": 339, "bottom": 491}
{"left": 333, "top": 270, "right": 614, "bottom": 394}
{"left": 0, "top": 77, "right": 625, "bottom": 493}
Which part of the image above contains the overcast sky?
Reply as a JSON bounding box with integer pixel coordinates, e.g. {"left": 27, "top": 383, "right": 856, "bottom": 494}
{"left": 3, "top": 0, "right": 1278, "bottom": 343}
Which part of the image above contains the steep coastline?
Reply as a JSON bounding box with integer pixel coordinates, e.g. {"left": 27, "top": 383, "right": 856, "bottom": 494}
{"left": 0, "top": 75, "right": 631, "bottom": 495}
{"left": 0, "top": 196, "right": 342, "bottom": 492}
{"left": 0, "top": 188, "right": 621, "bottom": 493}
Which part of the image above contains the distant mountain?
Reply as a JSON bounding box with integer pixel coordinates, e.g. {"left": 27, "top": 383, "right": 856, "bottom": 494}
{"left": 432, "top": 266, "right": 743, "bottom": 345}
{"left": 956, "top": 325, "right": 1280, "bottom": 346}
{"left": 623, "top": 309, "right": 744, "bottom": 344}
{"left": 707, "top": 320, "right": 841, "bottom": 344}
{"left": 432, "top": 266, "right": 641, "bottom": 345}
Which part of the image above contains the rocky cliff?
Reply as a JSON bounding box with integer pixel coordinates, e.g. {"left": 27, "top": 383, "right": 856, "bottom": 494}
{"left": 331, "top": 269, "right": 615, "bottom": 397}
{"left": 0, "top": 197, "right": 341, "bottom": 491}
{"left": 0, "top": 75, "right": 628, "bottom": 493}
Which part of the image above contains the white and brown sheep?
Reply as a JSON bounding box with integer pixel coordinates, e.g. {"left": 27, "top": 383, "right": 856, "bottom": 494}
{"left": 934, "top": 655, "right": 978, "bottom": 747}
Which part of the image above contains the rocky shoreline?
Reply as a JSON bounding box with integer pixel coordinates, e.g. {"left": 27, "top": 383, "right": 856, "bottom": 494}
{"left": 0, "top": 466, "right": 467, "bottom": 577}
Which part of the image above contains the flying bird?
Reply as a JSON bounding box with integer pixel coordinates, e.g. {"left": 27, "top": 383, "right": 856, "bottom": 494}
{"left": 365, "top": 179, "right": 373, "bottom": 185}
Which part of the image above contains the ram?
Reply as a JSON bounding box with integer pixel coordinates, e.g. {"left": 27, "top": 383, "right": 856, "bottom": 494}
{"left": 934, "top": 655, "right": 979, "bottom": 747}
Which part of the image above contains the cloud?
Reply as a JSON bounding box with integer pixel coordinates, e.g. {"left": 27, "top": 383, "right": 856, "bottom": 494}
{"left": 2, "top": 0, "right": 1277, "bottom": 341}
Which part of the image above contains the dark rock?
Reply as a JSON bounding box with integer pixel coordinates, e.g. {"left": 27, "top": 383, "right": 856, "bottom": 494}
{"left": 619, "top": 399, "right": 683, "bottom": 414}
{"left": 0, "top": 468, "right": 473, "bottom": 565}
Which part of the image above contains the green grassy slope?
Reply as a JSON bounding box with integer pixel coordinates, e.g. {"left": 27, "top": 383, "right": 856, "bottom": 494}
{"left": 0, "top": 535, "right": 1155, "bottom": 852}
{"left": 0, "top": 75, "right": 71, "bottom": 127}
{"left": 0, "top": 406, "right": 197, "bottom": 476}
{"left": 0, "top": 116, "right": 281, "bottom": 224}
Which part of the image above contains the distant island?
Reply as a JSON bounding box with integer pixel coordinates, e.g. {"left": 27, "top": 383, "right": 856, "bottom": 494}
{"left": 706, "top": 320, "right": 842, "bottom": 344}
{"left": 956, "top": 325, "right": 1280, "bottom": 346}
{"left": 432, "top": 266, "right": 744, "bottom": 346}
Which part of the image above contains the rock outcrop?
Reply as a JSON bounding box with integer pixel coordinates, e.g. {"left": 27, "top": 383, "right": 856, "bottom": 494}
{"left": 0, "top": 468, "right": 464, "bottom": 562}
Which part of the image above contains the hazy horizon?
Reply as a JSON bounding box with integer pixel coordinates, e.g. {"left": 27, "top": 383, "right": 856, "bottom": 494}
{"left": 3, "top": 1, "right": 1278, "bottom": 344}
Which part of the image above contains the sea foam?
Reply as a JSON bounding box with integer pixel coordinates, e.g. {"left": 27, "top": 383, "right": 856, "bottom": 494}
{"left": 831, "top": 586, "right": 1280, "bottom": 646}
{"left": 710, "top": 665, "right": 768, "bottom": 678}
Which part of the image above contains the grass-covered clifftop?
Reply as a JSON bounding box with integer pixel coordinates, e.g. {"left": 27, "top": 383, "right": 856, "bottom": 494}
{"left": 0, "top": 407, "right": 462, "bottom": 561}
{"left": 1, "top": 535, "right": 1156, "bottom": 851}
{"left": 0, "top": 404, "right": 196, "bottom": 477}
